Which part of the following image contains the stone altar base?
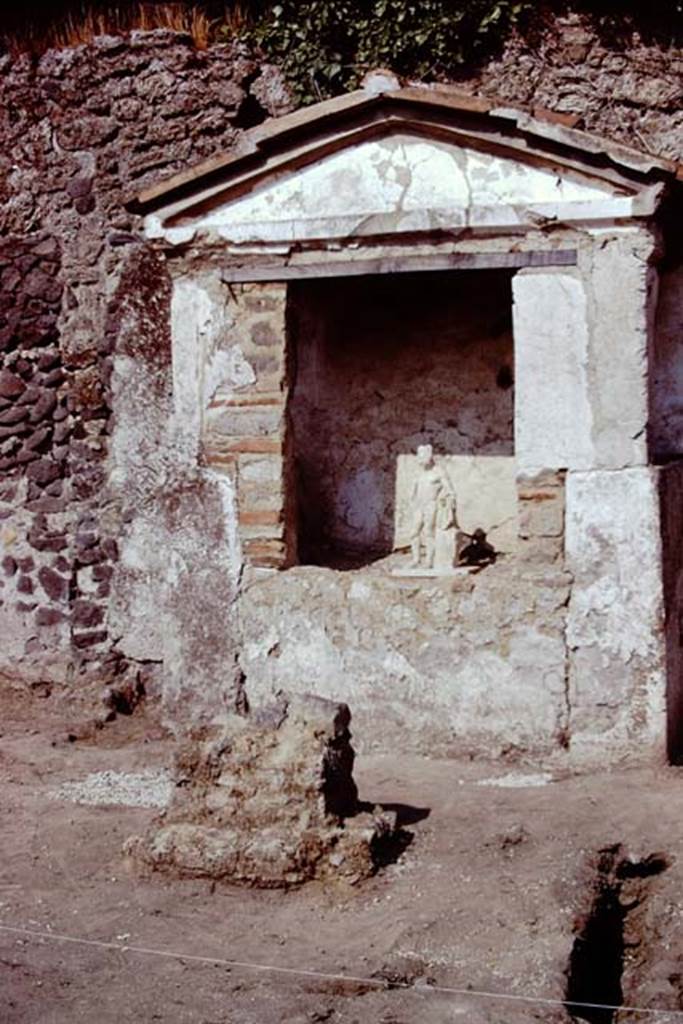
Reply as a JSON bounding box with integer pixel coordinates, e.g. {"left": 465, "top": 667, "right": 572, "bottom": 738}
{"left": 239, "top": 560, "right": 573, "bottom": 761}
{"left": 125, "top": 694, "right": 398, "bottom": 887}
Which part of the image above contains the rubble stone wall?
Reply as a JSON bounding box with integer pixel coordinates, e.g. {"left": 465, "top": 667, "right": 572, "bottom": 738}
{"left": 464, "top": 12, "right": 683, "bottom": 162}
{"left": 0, "top": 31, "right": 290, "bottom": 696}
{"left": 0, "top": 233, "right": 72, "bottom": 684}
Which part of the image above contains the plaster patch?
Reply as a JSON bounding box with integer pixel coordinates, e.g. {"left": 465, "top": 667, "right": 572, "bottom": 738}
{"left": 204, "top": 345, "right": 256, "bottom": 406}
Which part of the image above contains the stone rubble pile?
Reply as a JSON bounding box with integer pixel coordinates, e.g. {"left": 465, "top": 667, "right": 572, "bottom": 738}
{"left": 125, "top": 694, "right": 399, "bottom": 886}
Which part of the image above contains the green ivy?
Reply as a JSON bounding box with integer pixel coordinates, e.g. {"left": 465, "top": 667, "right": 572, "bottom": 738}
{"left": 223, "top": 0, "right": 533, "bottom": 105}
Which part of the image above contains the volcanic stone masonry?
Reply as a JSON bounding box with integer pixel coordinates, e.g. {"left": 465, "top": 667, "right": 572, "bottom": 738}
{"left": 0, "top": 30, "right": 292, "bottom": 700}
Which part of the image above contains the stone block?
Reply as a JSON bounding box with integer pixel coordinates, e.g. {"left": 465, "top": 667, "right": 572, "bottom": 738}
{"left": 200, "top": 448, "right": 238, "bottom": 470}
{"left": 38, "top": 565, "right": 68, "bottom": 601}
{"left": 209, "top": 404, "right": 284, "bottom": 438}
{"left": 238, "top": 520, "right": 285, "bottom": 541}
{"left": 221, "top": 437, "right": 283, "bottom": 455}
{"left": 517, "top": 536, "right": 564, "bottom": 565}
{"left": 238, "top": 479, "right": 286, "bottom": 514}
{"left": 513, "top": 270, "right": 594, "bottom": 473}
{"left": 565, "top": 467, "right": 666, "bottom": 763}
{"left": 518, "top": 472, "right": 565, "bottom": 540}
{"left": 238, "top": 454, "right": 283, "bottom": 484}
{"left": 242, "top": 538, "right": 289, "bottom": 568}
{"left": 125, "top": 694, "right": 399, "bottom": 887}
{"left": 72, "top": 599, "right": 104, "bottom": 628}
{"left": 35, "top": 606, "right": 65, "bottom": 626}
{"left": 583, "top": 233, "right": 655, "bottom": 469}
{"left": 0, "top": 370, "right": 26, "bottom": 399}
{"left": 238, "top": 509, "right": 283, "bottom": 528}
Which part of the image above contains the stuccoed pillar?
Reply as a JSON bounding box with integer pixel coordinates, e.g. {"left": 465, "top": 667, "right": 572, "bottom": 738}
{"left": 513, "top": 231, "right": 657, "bottom": 475}
{"left": 565, "top": 465, "right": 666, "bottom": 764}
{"left": 512, "top": 267, "right": 592, "bottom": 565}
{"left": 566, "top": 233, "right": 663, "bottom": 764}
{"left": 513, "top": 268, "right": 594, "bottom": 476}
{"left": 512, "top": 230, "right": 666, "bottom": 764}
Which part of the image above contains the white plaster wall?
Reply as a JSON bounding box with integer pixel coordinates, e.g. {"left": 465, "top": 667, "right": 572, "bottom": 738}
{"left": 565, "top": 466, "right": 667, "bottom": 763}
{"left": 513, "top": 270, "right": 594, "bottom": 473}
{"left": 513, "top": 232, "right": 656, "bottom": 474}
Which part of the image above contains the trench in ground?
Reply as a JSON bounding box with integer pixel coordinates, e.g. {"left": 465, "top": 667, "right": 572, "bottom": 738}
{"left": 564, "top": 846, "right": 669, "bottom": 1024}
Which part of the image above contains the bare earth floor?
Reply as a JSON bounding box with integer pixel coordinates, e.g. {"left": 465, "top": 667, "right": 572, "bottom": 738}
{"left": 2, "top": 685, "right": 683, "bottom": 1024}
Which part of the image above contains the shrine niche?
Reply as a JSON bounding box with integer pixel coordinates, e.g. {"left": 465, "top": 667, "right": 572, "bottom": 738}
{"left": 121, "top": 80, "right": 683, "bottom": 767}
{"left": 286, "top": 268, "right": 515, "bottom": 570}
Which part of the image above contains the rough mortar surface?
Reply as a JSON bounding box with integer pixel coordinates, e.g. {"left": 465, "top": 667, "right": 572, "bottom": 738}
{"left": 126, "top": 694, "right": 399, "bottom": 887}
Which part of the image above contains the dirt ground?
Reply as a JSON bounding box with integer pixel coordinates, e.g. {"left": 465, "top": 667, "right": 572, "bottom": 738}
{"left": 2, "top": 683, "right": 683, "bottom": 1024}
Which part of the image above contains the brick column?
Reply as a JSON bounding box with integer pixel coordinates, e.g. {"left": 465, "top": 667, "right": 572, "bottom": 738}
{"left": 203, "top": 282, "right": 296, "bottom": 569}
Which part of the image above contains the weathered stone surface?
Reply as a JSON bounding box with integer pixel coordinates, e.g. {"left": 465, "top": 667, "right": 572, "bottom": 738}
{"left": 35, "top": 606, "right": 66, "bottom": 626}
{"left": 565, "top": 467, "right": 667, "bottom": 763}
{"left": 72, "top": 599, "right": 104, "bottom": 628}
{"left": 26, "top": 459, "right": 60, "bottom": 485}
{"left": 125, "top": 694, "right": 398, "bottom": 886}
{"left": 0, "top": 371, "right": 26, "bottom": 399}
{"left": 513, "top": 270, "right": 593, "bottom": 473}
{"left": 513, "top": 234, "right": 656, "bottom": 476}
{"left": 37, "top": 566, "right": 68, "bottom": 602}
{"left": 581, "top": 233, "right": 656, "bottom": 470}
{"left": 464, "top": 11, "right": 683, "bottom": 163}
{"left": 239, "top": 561, "right": 571, "bottom": 759}
{"left": 16, "top": 575, "right": 33, "bottom": 594}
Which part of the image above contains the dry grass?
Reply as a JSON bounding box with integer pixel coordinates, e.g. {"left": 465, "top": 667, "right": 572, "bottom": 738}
{"left": 2, "top": 2, "right": 255, "bottom": 56}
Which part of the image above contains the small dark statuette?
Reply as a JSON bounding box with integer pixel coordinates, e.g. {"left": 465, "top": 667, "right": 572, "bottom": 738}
{"left": 458, "top": 527, "right": 497, "bottom": 567}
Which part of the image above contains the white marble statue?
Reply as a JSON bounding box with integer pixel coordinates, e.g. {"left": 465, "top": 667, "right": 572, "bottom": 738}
{"left": 408, "top": 444, "right": 457, "bottom": 570}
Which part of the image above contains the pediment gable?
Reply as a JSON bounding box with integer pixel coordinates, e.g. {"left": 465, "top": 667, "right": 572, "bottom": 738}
{"left": 133, "top": 86, "right": 678, "bottom": 246}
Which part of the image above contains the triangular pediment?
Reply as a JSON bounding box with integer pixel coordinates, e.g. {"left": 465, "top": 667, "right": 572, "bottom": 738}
{"left": 134, "top": 88, "right": 676, "bottom": 246}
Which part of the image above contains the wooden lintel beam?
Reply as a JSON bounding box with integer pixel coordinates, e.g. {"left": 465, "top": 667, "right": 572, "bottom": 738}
{"left": 220, "top": 249, "right": 577, "bottom": 283}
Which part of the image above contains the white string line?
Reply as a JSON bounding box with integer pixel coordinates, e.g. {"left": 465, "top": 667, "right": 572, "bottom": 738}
{"left": 1, "top": 922, "right": 682, "bottom": 1019}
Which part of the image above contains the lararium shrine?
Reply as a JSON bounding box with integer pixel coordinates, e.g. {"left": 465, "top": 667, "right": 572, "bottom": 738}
{"left": 104, "top": 77, "right": 683, "bottom": 767}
